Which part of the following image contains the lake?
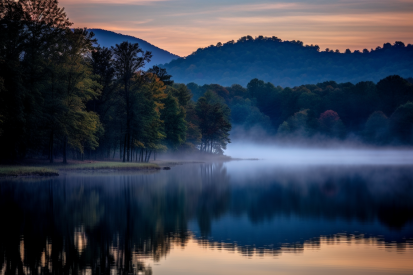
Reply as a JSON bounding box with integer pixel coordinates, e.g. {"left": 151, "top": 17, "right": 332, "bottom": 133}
{"left": 1, "top": 152, "right": 413, "bottom": 274}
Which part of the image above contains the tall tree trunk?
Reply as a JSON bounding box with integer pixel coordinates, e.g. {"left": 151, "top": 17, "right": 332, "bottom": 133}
{"left": 63, "top": 136, "right": 67, "bottom": 164}
{"left": 123, "top": 134, "right": 127, "bottom": 162}
{"left": 49, "top": 130, "right": 54, "bottom": 163}
{"left": 127, "top": 133, "right": 130, "bottom": 162}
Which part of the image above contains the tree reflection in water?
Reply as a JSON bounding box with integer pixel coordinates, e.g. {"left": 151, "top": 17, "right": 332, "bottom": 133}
{"left": 0, "top": 162, "right": 412, "bottom": 274}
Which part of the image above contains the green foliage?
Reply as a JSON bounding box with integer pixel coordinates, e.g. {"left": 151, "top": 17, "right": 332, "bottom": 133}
{"left": 205, "top": 75, "right": 412, "bottom": 144}
{"left": 161, "top": 93, "right": 187, "bottom": 150}
{"left": 390, "top": 102, "right": 413, "bottom": 143}
{"left": 377, "top": 75, "right": 413, "bottom": 116}
{"left": 277, "top": 121, "right": 291, "bottom": 136}
{"left": 148, "top": 65, "right": 174, "bottom": 85}
{"left": 364, "top": 111, "right": 389, "bottom": 144}
{"left": 195, "top": 95, "right": 231, "bottom": 154}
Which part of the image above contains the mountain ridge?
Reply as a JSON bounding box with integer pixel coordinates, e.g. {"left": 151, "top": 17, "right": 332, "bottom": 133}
{"left": 90, "top": 28, "right": 180, "bottom": 69}
{"left": 161, "top": 36, "right": 413, "bottom": 87}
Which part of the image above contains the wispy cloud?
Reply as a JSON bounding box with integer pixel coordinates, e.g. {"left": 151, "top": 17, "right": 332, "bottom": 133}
{"left": 60, "top": 0, "right": 413, "bottom": 56}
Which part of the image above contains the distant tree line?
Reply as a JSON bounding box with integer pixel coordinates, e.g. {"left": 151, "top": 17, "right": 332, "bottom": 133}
{"left": 163, "top": 35, "right": 413, "bottom": 87}
{"left": 0, "top": 0, "right": 231, "bottom": 163}
{"left": 187, "top": 75, "right": 413, "bottom": 144}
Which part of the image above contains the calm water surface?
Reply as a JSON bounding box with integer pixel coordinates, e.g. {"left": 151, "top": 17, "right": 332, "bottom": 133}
{"left": 1, "top": 160, "right": 413, "bottom": 274}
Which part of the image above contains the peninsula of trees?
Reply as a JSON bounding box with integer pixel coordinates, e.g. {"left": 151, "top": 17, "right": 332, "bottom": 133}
{"left": 0, "top": 0, "right": 231, "bottom": 163}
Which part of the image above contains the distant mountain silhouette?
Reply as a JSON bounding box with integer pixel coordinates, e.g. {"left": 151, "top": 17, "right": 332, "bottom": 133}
{"left": 90, "top": 29, "right": 179, "bottom": 70}
{"left": 161, "top": 36, "right": 413, "bottom": 87}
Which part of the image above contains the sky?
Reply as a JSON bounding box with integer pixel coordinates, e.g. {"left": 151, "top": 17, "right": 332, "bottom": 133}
{"left": 60, "top": 0, "right": 413, "bottom": 56}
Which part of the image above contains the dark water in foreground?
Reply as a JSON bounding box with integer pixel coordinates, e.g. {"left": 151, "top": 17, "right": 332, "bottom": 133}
{"left": 1, "top": 161, "right": 413, "bottom": 274}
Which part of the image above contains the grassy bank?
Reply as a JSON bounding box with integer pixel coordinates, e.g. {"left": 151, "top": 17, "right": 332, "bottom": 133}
{"left": 0, "top": 161, "right": 161, "bottom": 177}
{"left": 54, "top": 161, "right": 160, "bottom": 171}
{"left": 0, "top": 167, "right": 59, "bottom": 177}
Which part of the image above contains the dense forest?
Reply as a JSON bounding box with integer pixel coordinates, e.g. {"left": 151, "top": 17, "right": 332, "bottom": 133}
{"left": 162, "top": 35, "right": 413, "bottom": 87}
{"left": 188, "top": 76, "right": 413, "bottom": 144}
{"left": 0, "top": 0, "right": 231, "bottom": 163}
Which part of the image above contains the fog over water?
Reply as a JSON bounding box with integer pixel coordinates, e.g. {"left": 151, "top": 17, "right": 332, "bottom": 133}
{"left": 226, "top": 141, "right": 413, "bottom": 165}
{"left": 1, "top": 142, "right": 413, "bottom": 274}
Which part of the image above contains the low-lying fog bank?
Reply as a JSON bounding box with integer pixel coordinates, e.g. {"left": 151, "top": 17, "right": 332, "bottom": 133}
{"left": 226, "top": 141, "right": 413, "bottom": 165}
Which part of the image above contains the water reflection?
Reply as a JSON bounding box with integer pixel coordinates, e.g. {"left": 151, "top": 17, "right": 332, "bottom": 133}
{"left": 0, "top": 162, "right": 412, "bottom": 274}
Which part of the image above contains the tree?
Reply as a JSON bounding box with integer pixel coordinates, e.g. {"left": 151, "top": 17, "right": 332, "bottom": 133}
{"left": 247, "top": 78, "right": 265, "bottom": 99}
{"left": 318, "top": 110, "right": 345, "bottom": 138}
{"left": 195, "top": 95, "right": 231, "bottom": 154}
{"left": 131, "top": 73, "right": 166, "bottom": 162}
{"left": 47, "top": 28, "right": 101, "bottom": 163}
{"left": 1, "top": 0, "right": 72, "bottom": 28}
{"left": 148, "top": 65, "right": 174, "bottom": 85}
{"left": 390, "top": 102, "right": 413, "bottom": 143}
{"left": 112, "top": 41, "right": 152, "bottom": 162}
{"left": 364, "top": 111, "right": 389, "bottom": 143}
{"left": 277, "top": 121, "right": 291, "bottom": 136}
{"left": 161, "top": 93, "right": 187, "bottom": 150}
{"left": 89, "top": 46, "right": 116, "bottom": 158}
{"left": 0, "top": 0, "right": 74, "bottom": 161}
{"left": 377, "top": 75, "right": 413, "bottom": 116}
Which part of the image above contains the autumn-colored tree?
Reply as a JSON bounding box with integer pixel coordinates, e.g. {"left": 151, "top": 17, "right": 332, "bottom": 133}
{"left": 318, "top": 110, "right": 345, "bottom": 137}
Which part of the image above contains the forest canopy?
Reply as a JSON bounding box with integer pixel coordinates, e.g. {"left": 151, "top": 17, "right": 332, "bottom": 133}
{"left": 187, "top": 75, "right": 413, "bottom": 145}
{"left": 162, "top": 36, "right": 413, "bottom": 87}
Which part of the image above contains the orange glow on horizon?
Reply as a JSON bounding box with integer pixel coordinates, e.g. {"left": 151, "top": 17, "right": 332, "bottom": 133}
{"left": 60, "top": 0, "right": 413, "bottom": 56}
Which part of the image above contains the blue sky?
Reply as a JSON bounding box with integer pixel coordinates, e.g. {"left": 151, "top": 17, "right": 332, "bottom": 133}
{"left": 61, "top": 0, "right": 413, "bottom": 56}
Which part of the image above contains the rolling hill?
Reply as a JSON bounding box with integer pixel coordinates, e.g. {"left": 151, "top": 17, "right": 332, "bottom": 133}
{"left": 161, "top": 36, "right": 413, "bottom": 87}
{"left": 90, "top": 29, "right": 179, "bottom": 70}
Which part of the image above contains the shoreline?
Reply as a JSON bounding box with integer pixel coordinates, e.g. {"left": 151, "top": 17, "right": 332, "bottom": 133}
{"left": 0, "top": 155, "right": 252, "bottom": 177}
{"left": 0, "top": 161, "right": 161, "bottom": 177}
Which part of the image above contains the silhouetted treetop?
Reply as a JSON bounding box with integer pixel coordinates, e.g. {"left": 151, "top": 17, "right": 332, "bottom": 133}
{"left": 0, "top": 0, "right": 72, "bottom": 28}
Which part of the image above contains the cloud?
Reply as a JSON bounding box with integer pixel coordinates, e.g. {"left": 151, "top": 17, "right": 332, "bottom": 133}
{"left": 60, "top": 0, "right": 413, "bottom": 56}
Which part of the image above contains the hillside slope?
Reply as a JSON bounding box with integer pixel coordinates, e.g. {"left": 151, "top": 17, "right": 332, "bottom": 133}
{"left": 90, "top": 29, "right": 179, "bottom": 69}
{"left": 162, "top": 36, "right": 413, "bottom": 87}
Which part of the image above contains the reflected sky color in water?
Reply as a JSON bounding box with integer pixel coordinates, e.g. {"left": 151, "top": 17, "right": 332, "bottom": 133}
{"left": 0, "top": 161, "right": 412, "bottom": 274}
